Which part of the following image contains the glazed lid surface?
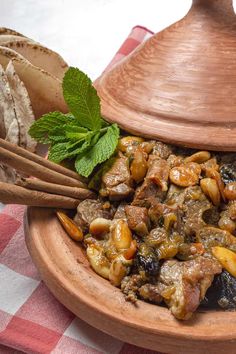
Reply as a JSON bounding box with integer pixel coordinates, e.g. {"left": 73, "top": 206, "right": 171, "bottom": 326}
{"left": 96, "top": 0, "right": 236, "bottom": 151}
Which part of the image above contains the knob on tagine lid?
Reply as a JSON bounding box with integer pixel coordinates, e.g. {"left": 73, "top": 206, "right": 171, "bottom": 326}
{"left": 95, "top": 0, "right": 236, "bottom": 151}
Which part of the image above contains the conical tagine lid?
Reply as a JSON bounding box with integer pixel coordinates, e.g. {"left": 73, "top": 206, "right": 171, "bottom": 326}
{"left": 95, "top": 0, "right": 236, "bottom": 151}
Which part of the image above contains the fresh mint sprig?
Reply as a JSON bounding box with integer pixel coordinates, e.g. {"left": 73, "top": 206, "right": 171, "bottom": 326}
{"left": 29, "top": 67, "right": 120, "bottom": 177}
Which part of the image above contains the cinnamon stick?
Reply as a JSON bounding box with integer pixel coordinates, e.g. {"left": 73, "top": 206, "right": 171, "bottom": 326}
{"left": 16, "top": 177, "right": 96, "bottom": 200}
{"left": 0, "top": 146, "right": 85, "bottom": 188}
{"left": 0, "top": 182, "right": 80, "bottom": 209}
{"left": 0, "top": 138, "right": 86, "bottom": 185}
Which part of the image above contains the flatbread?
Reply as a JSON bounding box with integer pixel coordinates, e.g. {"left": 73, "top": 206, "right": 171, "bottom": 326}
{"left": 0, "top": 46, "right": 67, "bottom": 119}
{"left": 6, "top": 61, "right": 36, "bottom": 151}
{"left": 2, "top": 40, "right": 68, "bottom": 80}
{"left": 0, "top": 28, "right": 25, "bottom": 37}
{"left": 0, "top": 35, "right": 33, "bottom": 46}
{"left": 0, "top": 64, "right": 19, "bottom": 145}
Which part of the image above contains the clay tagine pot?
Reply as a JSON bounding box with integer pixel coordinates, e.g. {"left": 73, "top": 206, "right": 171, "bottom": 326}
{"left": 95, "top": 0, "right": 236, "bottom": 151}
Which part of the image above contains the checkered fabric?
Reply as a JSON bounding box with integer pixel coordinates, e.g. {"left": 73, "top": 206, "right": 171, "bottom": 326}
{"left": 0, "top": 26, "right": 161, "bottom": 354}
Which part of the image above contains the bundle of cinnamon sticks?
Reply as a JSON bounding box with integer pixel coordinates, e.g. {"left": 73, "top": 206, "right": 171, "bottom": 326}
{"left": 0, "top": 138, "right": 96, "bottom": 209}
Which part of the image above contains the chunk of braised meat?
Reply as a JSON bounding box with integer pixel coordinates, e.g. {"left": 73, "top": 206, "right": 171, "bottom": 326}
{"left": 152, "top": 141, "right": 173, "bottom": 160}
{"left": 121, "top": 274, "right": 147, "bottom": 303}
{"left": 182, "top": 186, "right": 212, "bottom": 237}
{"left": 113, "top": 202, "right": 127, "bottom": 220}
{"left": 196, "top": 226, "right": 236, "bottom": 253}
{"left": 202, "top": 270, "right": 236, "bottom": 310}
{"left": 132, "top": 180, "right": 165, "bottom": 208}
{"left": 166, "top": 185, "right": 212, "bottom": 239}
{"left": 202, "top": 207, "right": 220, "bottom": 227}
{"left": 108, "top": 183, "right": 134, "bottom": 201}
{"left": 74, "top": 199, "right": 113, "bottom": 232}
{"left": 229, "top": 201, "right": 236, "bottom": 220}
{"left": 102, "top": 155, "right": 131, "bottom": 187}
{"left": 132, "top": 158, "right": 168, "bottom": 207}
{"left": 177, "top": 242, "right": 205, "bottom": 261}
{"left": 167, "top": 154, "right": 184, "bottom": 168}
{"left": 158, "top": 257, "right": 222, "bottom": 320}
{"left": 146, "top": 156, "right": 170, "bottom": 191}
{"left": 201, "top": 157, "right": 219, "bottom": 174}
{"left": 138, "top": 284, "right": 163, "bottom": 304}
{"left": 218, "top": 206, "right": 236, "bottom": 234}
{"left": 165, "top": 184, "right": 185, "bottom": 207}
{"left": 148, "top": 202, "right": 176, "bottom": 227}
{"left": 125, "top": 205, "right": 150, "bottom": 236}
{"left": 100, "top": 155, "right": 133, "bottom": 201}
{"left": 139, "top": 141, "right": 155, "bottom": 154}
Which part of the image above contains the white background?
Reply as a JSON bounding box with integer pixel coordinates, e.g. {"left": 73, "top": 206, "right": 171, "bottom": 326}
{"left": 0, "top": 0, "right": 194, "bottom": 79}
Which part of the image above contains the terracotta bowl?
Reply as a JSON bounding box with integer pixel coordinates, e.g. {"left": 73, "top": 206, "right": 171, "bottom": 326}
{"left": 95, "top": 0, "right": 236, "bottom": 151}
{"left": 24, "top": 207, "right": 236, "bottom": 354}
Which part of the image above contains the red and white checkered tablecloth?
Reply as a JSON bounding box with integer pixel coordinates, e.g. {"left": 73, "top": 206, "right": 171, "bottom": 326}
{"left": 0, "top": 26, "right": 164, "bottom": 354}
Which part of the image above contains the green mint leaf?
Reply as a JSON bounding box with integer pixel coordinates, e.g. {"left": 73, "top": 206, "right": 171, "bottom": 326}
{"left": 48, "top": 130, "right": 100, "bottom": 163}
{"left": 29, "top": 112, "right": 75, "bottom": 143}
{"left": 64, "top": 126, "right": 88, "bottom": 140}
{"left": 48, "top": 139, "right": 90, "bottom": 163}
{"left": 63, "top": 67, "right": 101, "bottom": 131}
{"left": 48, "top": 125, "right": 88, "bottom": 143}
{"left": 75, "top": 124, "right": 119, "bottom": 177}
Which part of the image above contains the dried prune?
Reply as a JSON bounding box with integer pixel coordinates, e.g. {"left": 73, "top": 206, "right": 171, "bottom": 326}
{"left": 220, "top": 163, "right": 236, "bottom": 184}
{"left": 136, "top": 254, "right": 160, "bottom": 276}
{"left": 137, "top": 243, "right": 160, "bottom": 274}
{"left": 201, "top": 270, "right": 236, "bottom": 310}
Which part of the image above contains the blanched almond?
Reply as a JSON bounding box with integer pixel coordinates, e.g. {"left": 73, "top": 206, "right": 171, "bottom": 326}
{"left": 87, "top": 244, "right": 110, "bottom": 279}
{"left": 130, "top": 147, "right": 148, "bottom": 183}
{"left": 89, "top": 218, "right": 111, "bottom": 236}
{"left": 169, "top": 162, "right": 201, "bottom": 187}
{"left": 57, "top": 211, "right": 83, "bottom": 241}
{"left": 109, "top": 255, "right": 132, "bottom": 286}
{"left": 212, "top": 246, "right": 236, "bottom": 277}
{"left": 112, "top": 219, "right": 132, "bottom": 250}
{"left": 118, "top": 136, "right": 144, "bottom": 153}
{"left": 123, "top": 240, "right": 137, "bottom": 260}
{"left": 200, "top": 178, "right": 221, "bottom": 206}
{"left": 185, "top": 151, "right": 211, "bottom": 164}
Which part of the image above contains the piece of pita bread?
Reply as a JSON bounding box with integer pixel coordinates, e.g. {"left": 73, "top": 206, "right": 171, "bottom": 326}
{"left": 6, "top": 61, "right": 36, "bottom": 151}
{"left": 0, "top": 35, "right": 34, "bottom": 46}
{"left": 3, "top": 40, "right": 68, "bottom": 80}
{"left": 0, "top": 64, "right": 19, "bottom": 145}
{"left": 0, "top": 27, "right": 25, "bottom": 37}
{"left": 0, "top": 46, "right": 67, "bottom": 119}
